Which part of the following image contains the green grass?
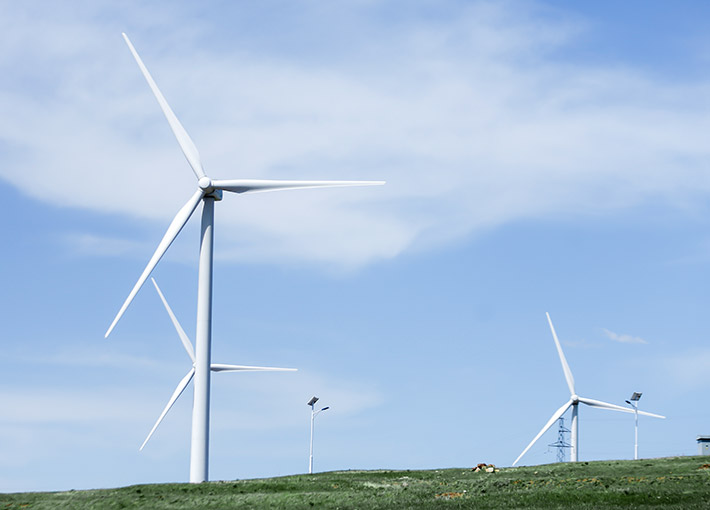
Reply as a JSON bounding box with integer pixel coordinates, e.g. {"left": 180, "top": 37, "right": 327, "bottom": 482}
{"left": 2, "top": 456, "right": 710, "bottom": 509}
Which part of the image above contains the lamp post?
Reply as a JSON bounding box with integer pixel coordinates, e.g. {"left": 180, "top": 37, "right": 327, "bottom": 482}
{"left": 625, "top": 392, "right": 642, "bottom": 460}
{"left": 308, "top": 396, "right": 329, "bottom": 474}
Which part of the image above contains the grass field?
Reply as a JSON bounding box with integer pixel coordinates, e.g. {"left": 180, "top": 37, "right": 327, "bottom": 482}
{"left": 2, "top": 456, "right": 709, "bottom": 509}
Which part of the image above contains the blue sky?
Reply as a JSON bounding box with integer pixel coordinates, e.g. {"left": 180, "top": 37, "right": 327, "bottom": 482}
{"left": 2, "top": 0, "right": 710, "bottom": 492}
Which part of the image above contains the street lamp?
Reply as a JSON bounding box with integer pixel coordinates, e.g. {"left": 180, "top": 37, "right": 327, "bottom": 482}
{"left": 625, "top": 392, "right": 642, "bottom": 460}
{"left": 308, "top": 396, "right": 329, "bottom": 474}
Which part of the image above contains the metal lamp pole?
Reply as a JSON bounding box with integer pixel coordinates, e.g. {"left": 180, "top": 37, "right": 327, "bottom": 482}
{"left": 625, "top": 392, "right": 642, "bottom": 460}
{"left": 308, "top": 396, "right": 329, "bottom": 474}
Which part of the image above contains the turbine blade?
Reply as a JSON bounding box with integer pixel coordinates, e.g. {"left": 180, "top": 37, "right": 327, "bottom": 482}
{"left": 513, "top": 399, "right": 572, "bottom": 466}
{"left": 139, "top": 368, "right": 195, "bottom": 451}
{"left": 578, "top": 397, "right": 665, "bottom": 418}
{"left": 105, "top": 190, "right": 204, "bottom": 338}
{"left": 122, "top": 33, "right": 206, "bottom": 180}
{"left": 151, "top": 278, "right": 195, "bottom": 363}
{"left": 211, "top": 179, "right": 385, "bottom": 195}
{"left": 579, "top": 397, "right": 632, "bottom": 413}
{"left": 546, "top": 312, "right": 576, "bottom": 396}
{"left": 211, "top": 364, "right": 297, "bottom": 372}
{"left": 637, "top": 410, "right": 665, "bottom": 419}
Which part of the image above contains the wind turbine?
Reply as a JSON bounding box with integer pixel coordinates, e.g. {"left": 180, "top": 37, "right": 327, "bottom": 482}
{"left": 512, "top": 313, "right": 665, "bottom": 466}
{"left": 105, "top": 33, "right": 384, "bottom": 483}
{"left": 140, "top": 278, "right": 296, "bottom": 452}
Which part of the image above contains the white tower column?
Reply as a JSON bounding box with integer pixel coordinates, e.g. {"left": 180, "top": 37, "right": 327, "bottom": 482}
{"left": 190, "top": 196, "right": 215, "bottom": 483}
{"left": 570, "top": 403, "right": 579, "bottom": 462}
{"left": 309, "top": 407, "right": 315, "bottom": 474}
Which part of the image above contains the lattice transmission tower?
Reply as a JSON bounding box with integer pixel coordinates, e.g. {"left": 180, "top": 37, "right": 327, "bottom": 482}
{"left": 548, "top": 416, "right": 571, "bottom": 462}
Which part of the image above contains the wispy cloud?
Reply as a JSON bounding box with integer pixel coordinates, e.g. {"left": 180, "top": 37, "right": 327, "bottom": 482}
{"left": 0, "top": 387, "right": 146, "bottom": 425}
{"left": 662, "top": 348, "right": 710, "bottom": 388}
{"left": 62, "top": 233, "right": 153, "bottom": 258}
{"left": 602, "top": 328, "right": 648, "bottom": 344}
{"left": 3, "top": 1, "right": 710, "bottom": 269}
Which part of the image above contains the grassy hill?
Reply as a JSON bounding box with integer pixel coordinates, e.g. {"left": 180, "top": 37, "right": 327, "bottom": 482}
{"left": 2, "top": 456, "right": 709, "bottom": 509}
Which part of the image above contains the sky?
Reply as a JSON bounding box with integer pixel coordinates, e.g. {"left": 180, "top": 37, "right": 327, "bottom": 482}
{"left": 1, "top": 0, "right": 710, "bottom": 492}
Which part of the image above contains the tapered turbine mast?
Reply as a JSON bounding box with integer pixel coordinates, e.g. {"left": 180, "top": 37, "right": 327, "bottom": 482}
{"left": 106, "top": 33, "right": 384, "bottom": 483}
{"left": 512, "top": 313, "right": 665, "bottom": 466}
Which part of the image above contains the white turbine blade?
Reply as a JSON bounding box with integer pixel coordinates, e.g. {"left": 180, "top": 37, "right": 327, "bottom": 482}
{"left": 546, "top": 312, "right": 576, "bottom": 396}
{"left": 210, "top": 364, "right": 297, "bottom": 373}
{"left": 513, "top": 399, "right": 572, "bottom": 466}
{"left": 637, "top": 410, "right": 665, "bottom": 419}
{"left": 139, "top": 368, "right": 195, "bottom": 451}
{"left": 579, "top": 397, "right": 632, "bottom": 414}
{"left": 105, "top": 190, "right": 204, "bottom": 338}
{"left": 151, "top": 278, "right": 195, "bottom": 363}
{"left": 578, "top": 397, "right": 666, "bottom": 418}
{"left": 122, "top": 33, "right": 206, "bottom": 180}
{"left": 211, "top": 179, "right": 385, "bottom": 195}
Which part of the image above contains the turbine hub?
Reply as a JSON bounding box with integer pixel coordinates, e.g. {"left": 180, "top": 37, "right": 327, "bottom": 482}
{"left": 198, "top": 176, "right": 212, "bottom": 190}
{"left": 571, "top": 394, "right": 579, "bottom": 403}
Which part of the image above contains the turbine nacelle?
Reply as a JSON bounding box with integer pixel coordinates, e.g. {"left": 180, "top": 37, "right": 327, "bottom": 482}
{"left": 205, "top": 189, "right": 223, "bottom": 201}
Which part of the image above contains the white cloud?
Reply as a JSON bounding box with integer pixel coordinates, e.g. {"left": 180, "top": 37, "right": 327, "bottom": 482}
{"left": 0, "top": 344, "right": 382, "bottom": 430}
{"left": 62, "top": 233, "right": 153, "bottom": 258}
{"left": 3, "top": 1, "right": 710, "bottom": 269}
{"left": 0, "top": 387, "right": 143, "bottom": 425}
{"left": 602, "top": 328, "right": 648, "bottom": 345}
{"left": 26, "top": 349, "right": 166, "bottom": 371}
{"left": 211, "top": 371, "right": 384, "bottom": 431}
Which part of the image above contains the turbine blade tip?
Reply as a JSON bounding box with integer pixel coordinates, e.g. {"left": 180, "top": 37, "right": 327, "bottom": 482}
{"left": 105, "top": 317, "right": 120, "bottom": 338}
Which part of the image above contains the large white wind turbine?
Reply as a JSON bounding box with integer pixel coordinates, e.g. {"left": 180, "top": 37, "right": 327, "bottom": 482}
{"left": 140, "top": 278, "right": 296, "bottom": 451}
{"left": 105, "top": 34, "right": 384, "bottom": 483}
{"left": 512, "top": 313, "right": 665, "bottom": 466}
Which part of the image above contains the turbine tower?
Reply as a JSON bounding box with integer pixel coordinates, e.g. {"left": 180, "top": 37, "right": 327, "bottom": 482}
{"left": 140, "top": 278, "right": 297, "bottom": 451}
{"left": 105, "top": 34, "right": 384, "bottom": 483}
{"left": 512, "top": 313, "right": 665, "bottom": 466}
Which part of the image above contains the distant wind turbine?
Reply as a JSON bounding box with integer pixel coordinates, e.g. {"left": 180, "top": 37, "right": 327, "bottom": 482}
{"left": 105, "top": 33, "right": 384, "bottom": 483}
{"left": 140, "top": 278, "right": 296, "bottom": 451}
{"left": 512, "top": 313, "right": 665, "bottom": 466}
